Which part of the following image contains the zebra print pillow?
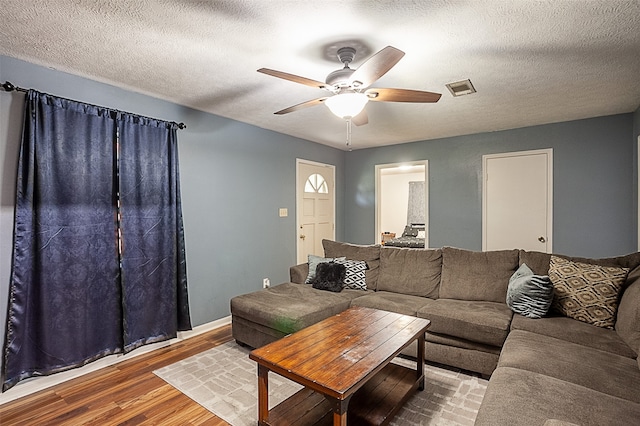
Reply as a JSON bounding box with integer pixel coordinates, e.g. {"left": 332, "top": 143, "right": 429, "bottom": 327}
{"left": 507, "top": 263, "right": 554, "bottom": 319}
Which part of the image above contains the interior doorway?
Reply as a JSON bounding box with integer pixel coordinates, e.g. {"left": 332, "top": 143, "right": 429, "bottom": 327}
{"left": 296, "top": 159, "right": 336, "bottom": 264}
{"left": 375, "top": 161, "right": 428, "bottom": 246}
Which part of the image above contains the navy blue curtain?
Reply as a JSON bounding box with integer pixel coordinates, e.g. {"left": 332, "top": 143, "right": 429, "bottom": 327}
{"left": 117, "top": 114, "right": 191, "bottom": 351}
{"left": 2, "top": 91, "right": 190, "bottom": 392}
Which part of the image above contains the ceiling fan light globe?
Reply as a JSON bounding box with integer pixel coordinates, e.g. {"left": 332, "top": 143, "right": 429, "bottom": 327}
{"left": 325, "top": 93, "right": 369, "bottom": 119}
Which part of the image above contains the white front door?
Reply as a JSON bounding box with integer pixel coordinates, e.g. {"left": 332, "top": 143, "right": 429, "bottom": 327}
{"left": 296, "top": 160, "right": 335, "bottom": 264}
{"left": 483, "top": 149, "right": 553, "bottom": 252}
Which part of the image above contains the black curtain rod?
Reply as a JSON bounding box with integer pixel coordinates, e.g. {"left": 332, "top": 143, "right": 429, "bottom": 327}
{"left": 1, "top": 81, "right": 27, "bottom": 93}
{"left": 1, "top": 80, "right": 187, "bottom": 129}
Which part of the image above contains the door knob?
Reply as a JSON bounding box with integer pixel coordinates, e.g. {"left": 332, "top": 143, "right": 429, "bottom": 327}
{"left": 300, "top": 234, "right": 306, "bottom": 241}
{"left": 538, "top": 236, "right": 546, "bottom": 243}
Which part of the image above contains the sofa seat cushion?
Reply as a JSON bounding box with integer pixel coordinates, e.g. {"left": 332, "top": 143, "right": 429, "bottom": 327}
{"left": 440, "top": 247, "right": 519, "bottom": 302}
{"left": 417, "top": 299, "right": 513, "bottom": 347}
{"left": 426, "top": 332, "right": 502, "bottom": 355}
{"left": 350, "top": 291, "right": 436, "bottom": 316}
{"left": 230, "top": 282, "right": 365, "bottom": 335}
{"left": 323, "top": 239, "right": 381, "bottom": 290}
{"left": 376, "top": 247, "right": 441, "bottom": 298}
{"left": 511, "top": 313, "right": 637, "bottom": 358}
{"left": 475, "top": 367, "right": 640, "bottom": 426}
{"left": 425, "top": 340, "right": 500, "bottom": 376}
{"left": 499, "top": 330, "right": 640, "bottom": 403}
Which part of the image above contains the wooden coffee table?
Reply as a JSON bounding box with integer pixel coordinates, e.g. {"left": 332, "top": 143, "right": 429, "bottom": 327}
{"left": 249, "top": 306, "right": 431, "bottom": 426}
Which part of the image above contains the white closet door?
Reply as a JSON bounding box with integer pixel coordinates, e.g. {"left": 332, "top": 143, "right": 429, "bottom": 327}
{"left": 483, "top": 149, "right": 553, "bottom": 252}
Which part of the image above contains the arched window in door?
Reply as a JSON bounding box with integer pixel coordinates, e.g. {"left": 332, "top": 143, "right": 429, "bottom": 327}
{"left": 304, "top": 173, "right": 328, "bottom": 194}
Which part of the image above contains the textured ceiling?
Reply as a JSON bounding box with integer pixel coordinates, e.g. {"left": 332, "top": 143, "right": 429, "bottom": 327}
{"left": 1, "top": 0, "right": 639, "bottom": 150}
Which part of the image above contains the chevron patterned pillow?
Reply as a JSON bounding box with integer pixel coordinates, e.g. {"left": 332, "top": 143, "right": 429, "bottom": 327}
{"left": 335, "top": 258, "right": 368, "bottom": 290}
{"left": 549, "top": 256, "right": 629, "bottom": 329}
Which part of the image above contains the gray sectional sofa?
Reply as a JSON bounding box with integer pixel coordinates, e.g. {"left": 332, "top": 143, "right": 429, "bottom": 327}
{"left": 230, "top": 240, "right": 640, "bottom": 425}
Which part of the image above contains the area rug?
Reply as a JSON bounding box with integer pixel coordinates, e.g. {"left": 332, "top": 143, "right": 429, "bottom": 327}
{"left": 154, "top": 341, "right": 488, "bottom": 426}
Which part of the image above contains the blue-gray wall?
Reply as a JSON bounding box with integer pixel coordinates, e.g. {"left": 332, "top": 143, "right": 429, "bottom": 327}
{"left": 0, "top": 56, "right": 344, "bottom": 355}
{"left": 179, "top": 116, "right": 344, "bottom": 324}
{"left": 344, "top": 114, "right": 637, "bottom": 258}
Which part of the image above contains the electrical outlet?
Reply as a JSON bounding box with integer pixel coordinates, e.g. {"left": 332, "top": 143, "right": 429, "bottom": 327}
{"left": 263, "top": 278, "right": 270, "bottom": 288}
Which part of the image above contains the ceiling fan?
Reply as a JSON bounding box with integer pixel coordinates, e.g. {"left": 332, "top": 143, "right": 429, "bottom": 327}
{"left": 258, "top": 46, "right": 442, "bottom": 126}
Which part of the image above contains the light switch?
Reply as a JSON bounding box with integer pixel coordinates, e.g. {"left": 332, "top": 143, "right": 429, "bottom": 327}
{"left": 279, "top": 208, "right": 288, "bottom": 217}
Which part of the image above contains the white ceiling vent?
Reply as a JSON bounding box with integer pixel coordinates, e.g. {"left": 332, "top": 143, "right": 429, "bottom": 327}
{"left": 446, "top": 79, "right": 476, "bottom": 97}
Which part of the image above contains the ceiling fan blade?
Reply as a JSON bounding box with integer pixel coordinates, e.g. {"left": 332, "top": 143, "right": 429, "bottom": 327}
{"left": 274, "top": 97, "right": 328, "bottom": 115}
{"left": 258, "top": 68, "right": 328, "bottom": 89}
{"left": 351, "top": 110, "right": 368, "bottom": 126}
{"left": 348, "top": 46, "right": 405, "bottom": 88}
{"left": 365, "top": 88, "right": 442, "bottom": 103}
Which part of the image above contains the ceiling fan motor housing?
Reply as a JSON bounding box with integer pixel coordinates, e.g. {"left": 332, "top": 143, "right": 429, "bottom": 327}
{"left": 325, "top": 47, "right": 358, "bottom": 88}
{"left": 325, "top": 68, "right": 355, "bottom": 87}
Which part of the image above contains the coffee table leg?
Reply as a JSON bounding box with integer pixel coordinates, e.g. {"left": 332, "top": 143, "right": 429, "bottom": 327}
{"left": 257, "top": 364, "right": 269, "bottom": 425}
{"left": 417, "top": 332, "right": 426, "bottom": 391}
{"left": 330, "top": 397, "right": 351, "bottom": 426}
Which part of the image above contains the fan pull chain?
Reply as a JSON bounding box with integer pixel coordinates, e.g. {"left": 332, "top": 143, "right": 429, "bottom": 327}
{"left": 346, "top": 118, "right": 353, "bottom": 151}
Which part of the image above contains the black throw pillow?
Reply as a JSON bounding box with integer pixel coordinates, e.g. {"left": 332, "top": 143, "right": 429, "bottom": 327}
{"left": 311, "top": 262, "right": 346, "bottom": 292}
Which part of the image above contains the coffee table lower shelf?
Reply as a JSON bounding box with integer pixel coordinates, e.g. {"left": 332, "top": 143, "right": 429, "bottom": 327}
{"left": 264, "top": 362, "right": 422, "bottom": 426}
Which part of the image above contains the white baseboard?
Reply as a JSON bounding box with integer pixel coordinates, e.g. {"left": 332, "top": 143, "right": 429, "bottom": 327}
{"left": 0, "top": 316, "right": 231, "bottom": 406}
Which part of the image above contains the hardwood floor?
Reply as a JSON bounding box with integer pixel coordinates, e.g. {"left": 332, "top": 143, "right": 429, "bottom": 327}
{"left": 0, "top": 325, "right": 235, "bottom": 425}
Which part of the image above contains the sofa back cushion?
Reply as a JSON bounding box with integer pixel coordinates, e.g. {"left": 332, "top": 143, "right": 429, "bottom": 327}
{"left": 377, "top": 247, "right": 441, "bottom": 298}
{"left": 322, "top": 239, "right": 381, "bottom": 290}
{"left": 439, "top": 247, "right": 519, "bottom": 302}
{"left": 519, "top": 250, "right": 640, "bottom": 275}
{"left": 518, "top": 250, "right": 552, "bottom": 275}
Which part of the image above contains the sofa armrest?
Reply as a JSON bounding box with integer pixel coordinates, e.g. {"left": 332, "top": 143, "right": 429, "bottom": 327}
{"left": 290, "top": 263, "right": 309, "bottom": 284}
{"left": 616, "top": 272, "right": 640, "bottom": 357}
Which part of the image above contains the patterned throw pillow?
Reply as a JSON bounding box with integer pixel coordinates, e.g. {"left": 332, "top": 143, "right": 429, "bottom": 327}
{"left": 335, "top": 258, "right": 368, "bottom": 290}
{"left": 549, "top": 256, "right": 629, "bottom": 329}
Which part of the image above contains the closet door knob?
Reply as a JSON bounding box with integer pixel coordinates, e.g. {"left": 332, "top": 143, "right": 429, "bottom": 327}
{"left": 538, "top": 236, "right": 546, "bottom": 243}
